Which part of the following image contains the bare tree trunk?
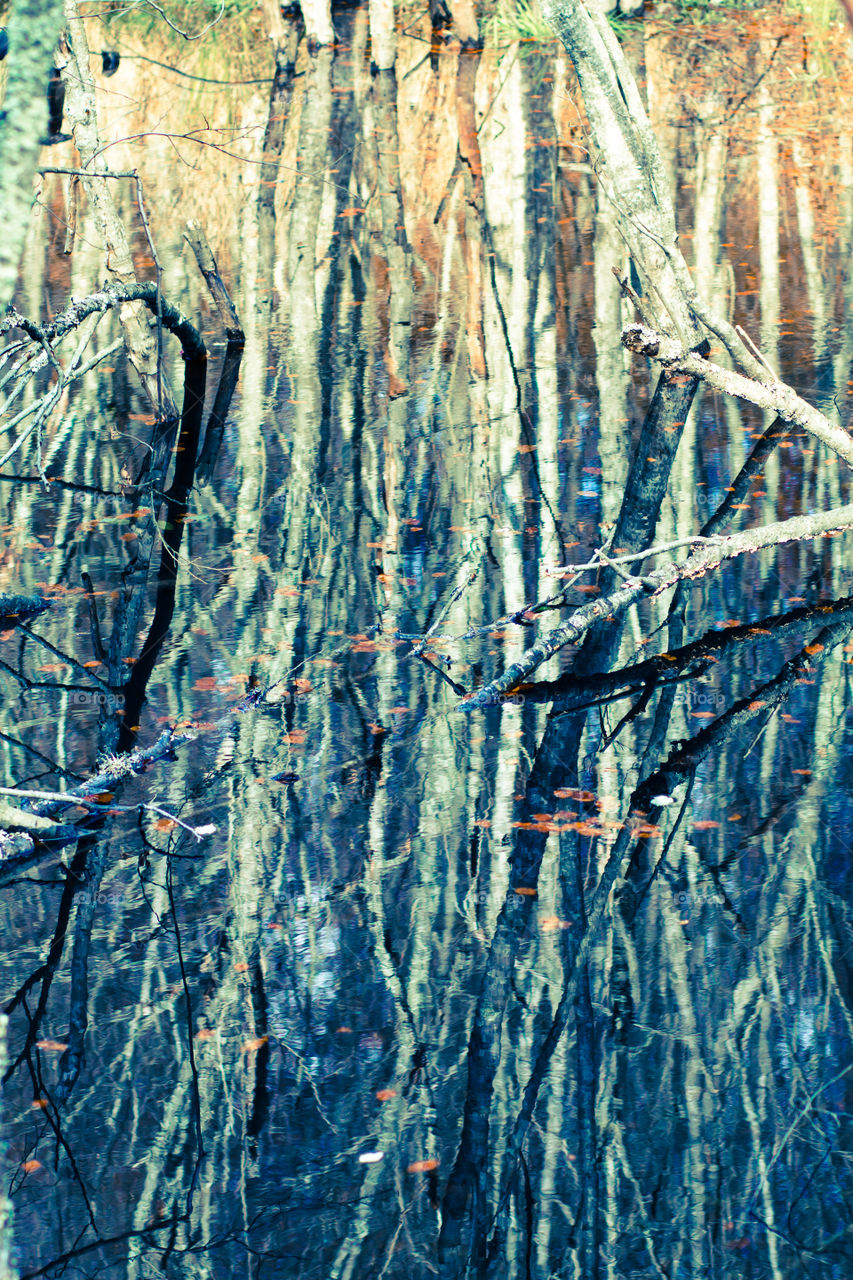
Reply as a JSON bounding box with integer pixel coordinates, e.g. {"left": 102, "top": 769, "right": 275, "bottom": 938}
{"left": 543, "top": 0, "right": 702, "bottom": 346}
{"left": 0, "top": 0, "right": 64, "bottom": 309}
{"left": 299, "top": 0, "right": 335, "bottom": 47}
{"left": 368, "top": 0, "right": 396, "bottom": 69}
{"left": 61, "top": 0, "right": 177, "bottom": 420}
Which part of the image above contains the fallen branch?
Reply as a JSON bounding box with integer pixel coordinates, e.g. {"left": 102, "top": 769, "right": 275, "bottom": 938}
{"left": 2, "top": 282, "right": 205, "bottom": 360}
{"left": 0, "top": 786, "right": 214, "bottom": 841}
{"left": 622, "top": 322, "right": 853, "bottom": 469}
{"left": 459, "top": 503, "right": 853, "bottom": 710}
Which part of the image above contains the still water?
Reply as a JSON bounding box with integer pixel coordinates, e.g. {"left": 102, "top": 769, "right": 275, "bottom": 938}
{"left": 1, "top": 4, "right": 853, "bottom": 1277}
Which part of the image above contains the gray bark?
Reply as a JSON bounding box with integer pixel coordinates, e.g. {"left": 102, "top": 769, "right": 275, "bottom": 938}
{"left": 543, "top": 0, "right": 702, "bottom": 345}
{"left": 0, "top": 0, "right": 65, "bottom": 310}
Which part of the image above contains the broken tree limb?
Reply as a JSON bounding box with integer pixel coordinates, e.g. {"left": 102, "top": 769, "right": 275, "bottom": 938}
{"left": 622, "top": 322, "right": 853, "bottom": 468}
{"left": 184, "top": 221, "right": 245, "bottom": 343}
{"left": 458, "top": 502, "right": 853, "bottom": 710}
{"left": 2, "top": 282, "right": 205, "bottom": 359}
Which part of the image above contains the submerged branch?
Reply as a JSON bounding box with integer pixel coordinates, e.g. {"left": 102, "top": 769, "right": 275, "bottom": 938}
{"left": 459, "top": 504, "right": 853, "bottom": 710}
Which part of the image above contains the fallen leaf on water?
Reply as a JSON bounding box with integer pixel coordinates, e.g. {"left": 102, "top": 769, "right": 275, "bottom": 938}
{"left": 242, "top": 1037, "right": 269, "bottom": 1053}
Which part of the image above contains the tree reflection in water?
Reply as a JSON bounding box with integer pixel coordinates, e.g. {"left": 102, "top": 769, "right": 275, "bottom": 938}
{"left": 1, "top": 2, "right": 853, "bottom": 1277}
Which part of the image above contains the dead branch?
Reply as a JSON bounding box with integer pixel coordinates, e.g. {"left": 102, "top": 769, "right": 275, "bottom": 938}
{"left": 459, "top": 503, "right": 853, "bottom": 710}
{"left": 622, "top": 322, "right": 853, "bottom": 468}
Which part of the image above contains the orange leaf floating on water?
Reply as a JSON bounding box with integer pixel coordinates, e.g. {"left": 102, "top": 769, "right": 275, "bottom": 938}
{"left": 36, "top": 1040, "right": 67, "bottom": 1052}
{"left": 193, "top": 676, "right": 219, "bottom": 691}
{"left": 32, "top": 1099, "right": 48, "bottom": 1109}
{"left": 195, "top": 1029, "right": 216, "bottom": 1041}
{"left": 153, "top": 818, "right": 177, "bottom": 832}
{"left": 692, "top": 820, "right": 720, "bottom": 830}
{"left": 804, "top": 644, "right": 824, "bottom": 655}
{"left": 540, "top": 916, "right": 568, "bottom": 932}
{"left": 339, "top": 207, "right": 366, "bottom": 216}
{"left": 233, "top": 962, "right": 249, "bottom": 973}
{"left": 407, "top": 1159, "right": 439, "bottom": 1174}
{"left": 242, "top": 1037, "right": 269, "bottom": 1053}
{"left": 513, "top": 886, "right": 537, "bottom": 897}
{"left": 335, "top": 1026, "right": 353, "bottom": 1034}
{"left": 375, "top": 1089, "right": 397, "bottom": 1101}
{"left": 21, "top": 1161, "right": 42, "bottom": 1174}
{"left": 553, "top": 788, "right": 595, "bottom": 802}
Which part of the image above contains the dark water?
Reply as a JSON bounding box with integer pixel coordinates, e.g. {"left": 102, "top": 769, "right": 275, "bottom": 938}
{"left": 2, "top": 7, "right": 853, "bottom": 1278}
